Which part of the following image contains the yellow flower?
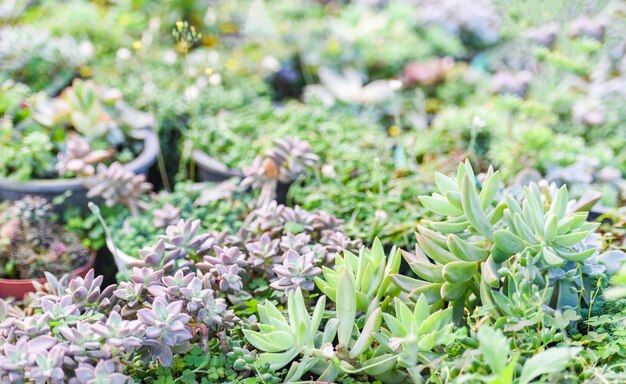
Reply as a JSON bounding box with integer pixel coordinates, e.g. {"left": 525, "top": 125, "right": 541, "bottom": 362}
{"left": 205, "top": 67, "right": 214, "bottom": 75}
{"left": 388, "top": 125, "right": 401, "bottom": 137}
{"left": 132, "top": 41, "right": 142, "bottom": 50}
{"left": 225, "top": 58, "right": 238, "bottom": 71}
{"left": 176, "top": 20, "right": 184, "bottom": 29}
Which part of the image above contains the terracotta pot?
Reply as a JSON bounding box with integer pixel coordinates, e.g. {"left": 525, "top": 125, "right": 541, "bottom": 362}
{"left": 191, "top": 149, "right": 292, "bottom": 204}
{"left": 0, "top": 129, "right": 159, "bottom": 208}
{"left": 0, "top": 251, "right": 97, "bottom": 299}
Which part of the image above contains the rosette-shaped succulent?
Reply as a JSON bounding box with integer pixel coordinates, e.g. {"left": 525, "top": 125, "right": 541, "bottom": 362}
{"left": 241, "top": 137, "right": 319, "bottom": 205}
{"left": 280, "top": 205, "right": 314, "bottom": 233}
{"left": 568, "top": 15, "right": 607, "bottom": 41}
{"left": 309, "top": 210, "right": 345, "bottom": 232}
{"left": 72, "top": 360, "right": 129, "bottom": 384}
{"left": 159, "top": 219, "right": 210, "bottom": 261}
{"left": 245, "top": 233, "right": 281, "bottom": 272}
{"left": 55, "top": 136, "right": 112, "bottom": 177}
{"left": 268, "top": 136, "right": 320, "bottom": 183}
{"left": 86, "top": 162, "right": 152, "bottom": 215}
{"left": 137, "top": 297, "right": 192, "bottom": 366}
{"left": 152, "top": 203, "right": 181, "bottom": 229}
{"left": 279, "top": 232, "right": 311, "bottom": 254}
{"left": 270, "top": 249, "right": 321, "bottom": 293}
{"left": 241, "top": 201, "right": 285, "bottom": 237}
{"left": 491, "top": 70, "right": 533, "bottom": 97}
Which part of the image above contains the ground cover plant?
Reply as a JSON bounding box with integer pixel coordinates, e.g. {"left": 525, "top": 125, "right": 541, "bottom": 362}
{"left": 1, "top": 0, "right": 626, "bottom": 383}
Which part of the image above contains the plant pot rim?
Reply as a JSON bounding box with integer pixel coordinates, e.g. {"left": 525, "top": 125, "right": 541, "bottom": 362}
{"left": 191, "top": 149, "right": 243, "bottom": 180}
{"left": 0, "top": 251, "right": 97, "bottom": 299}
{"left": 0, "top": 129, "right": 159, "bottom": 194}
{"left": 106, "top": 237, "right": 138, "bottom": 273}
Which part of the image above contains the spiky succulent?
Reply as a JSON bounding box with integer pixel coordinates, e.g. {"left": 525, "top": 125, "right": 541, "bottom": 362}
{"left": 9, "top": 195, "right": 52, "bottom": 224}
{"left": 0, "top": 197, "right": 90, "bottom": 279}
{"left": 86, "top": 162, "right": 152, "bottom": 215}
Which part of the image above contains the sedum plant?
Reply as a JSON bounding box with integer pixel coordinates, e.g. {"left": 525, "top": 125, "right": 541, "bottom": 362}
{"left": 315, "top": 238, "right": 401, "bottom": 312}
{"left": 244, "top": 248, "right": 461, "bottom": 383}
{"left": 397, "top": 161, "right": 605, "bottom": 316}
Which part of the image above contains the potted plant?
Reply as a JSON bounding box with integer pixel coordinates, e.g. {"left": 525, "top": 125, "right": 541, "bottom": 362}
{"left": 0, "top": 79, "right": 158, "bottom": 207}
{"left": 0, "top": 196, "right": 96, "bottom": 299}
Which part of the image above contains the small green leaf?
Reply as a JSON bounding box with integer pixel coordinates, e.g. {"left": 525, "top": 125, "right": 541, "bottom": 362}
{"left": 442, "top": 261, "right": 478, "bottom": 284}
{"left": 447, "top": 234, "right": 489, "bottom": 262}
{"left": 542, "top": 248, "right": 564, "bottom": 266}
{"left": 350, "top": 308, "right": 381, "bottom": 359}
{"left": 493, "top": 229, "right": 525, "bottom": 255}
{"left": 479, "top": 168, "right": 500, "bottom": 211}
{"left": 544, "top": 213, "right": 558, "bottom": 242}
{"left": 461, "top": 175, "right": 493, "bottom": 239}
{"left": 477, "top": 326, "right": 510, "bottom": 375}
{"left": 518, "top": 347, "right": 582, "bottom": 384}
{"left": 440, "top": 281, "right": 469, "bottom": 301}
{"left": 554, "top": 232, "right": 591, "bottom": 247}
{"left": 337, "top": 268, "right": 356, "bottom": 346}
{"left": 419, "top": 194, "right": 463, "bottom": 216}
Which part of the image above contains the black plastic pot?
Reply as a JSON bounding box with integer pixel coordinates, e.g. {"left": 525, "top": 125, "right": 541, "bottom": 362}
{"left": 192, "top": 149, "right": 291, "bottom": 204}
{"left": 0, "top": 129, "right": 159, "bottom": 208}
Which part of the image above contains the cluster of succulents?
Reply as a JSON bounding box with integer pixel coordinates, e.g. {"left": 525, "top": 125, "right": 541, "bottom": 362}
{"left": 0, "top": 78, "right": 151, "bottom": 181}
{"left": 0, "top": 25, "right": 92, "bottom": 92}
{"left": 87, "top": 162, "right": 153, "bottom": 215}
{"left": 0, "top": 198, "right": 361, "bottom": 381}
{"left": 0, "top": 197, "right": 90, "bottom": 279}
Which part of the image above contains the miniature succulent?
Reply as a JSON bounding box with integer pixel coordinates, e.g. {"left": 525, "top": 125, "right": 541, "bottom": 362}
{"left": 396, "top": 161, "right": 603, "bottom": 315}
{"left": 72, "top": 360, "right": 129, "bottom": 384}
{"left": 86, "top": 162, "right": 152, "bottom": 215}
{"left": 241, "top": 137, "right": 319, "bottom": 205}
{"left": 268, "top": 136, "right": 320, "bottom": 183}
{"left": 0, "top": 197, "right": 90, "bottom": 279}
{"left": 270, "top": 249, "right": 322, "bottom": 293}
{"left": 245, "top": 234, "right": 281, "bottom": 272}
{"left": 152, "top": 203, "right": 181, "bottom": 228}
{"left": 137, "top": 297, "right": 192, "bottom": 366}
{"left": 56, "top": 136, "right": 112, "bottom": 177}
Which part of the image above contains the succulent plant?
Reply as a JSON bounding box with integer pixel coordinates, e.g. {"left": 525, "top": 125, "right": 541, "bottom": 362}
{"left": 0, "top": 197, "right": 90, "bottom": 279}
{"left": 268, "top": 136, "right": 320, "bottom": 183}
{"left": 59, "top": 79, "right": 121, "bottom": 140}
{"left": 241, "top": 137, "right": 319, "bottom": 205}
{"left": 8, "top": 195, "right": 52, "bottom": 224}
{"left": 137, "top": 297, "right": 192, "bottom": 366}
{"left": 270, "top": 249, "right": 321, "bottom": 293}
{"left": 245, "top": 233, "right": 281, "bottom": 272}
{"left": 86, "top": 162, "right": 152, "bottom": 215}
{"left": 152, "top": 203, "right": 181, "bottom": 229}
{"left": 56, "top": 136, "right": 112, "bottom": 177}
{"left": 378, "top": 296, "right": 458, "bottom": 383}
{"left": 395, "top": 161, "right": 602, "bottom": 315}
{"left": 316, "top": 240, "right": 401, "bottom": 312}
{"left": 71, "top": 360, "right": 129, "bottom": 384}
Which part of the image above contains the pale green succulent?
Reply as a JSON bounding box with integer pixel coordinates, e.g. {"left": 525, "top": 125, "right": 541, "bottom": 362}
{"left": 314, "top": 238, "right": 402, "bottom": 312}
{"left": 243, "top": 281, "right": 388, "bottom": 382}
{"left": 376, "top": 295, "right": 458, "bottom": 383}
{"left": 396, "top": 161, "right": 600, "bottom": 314}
